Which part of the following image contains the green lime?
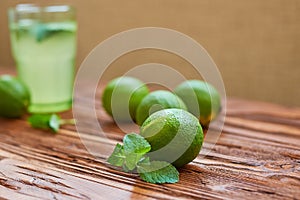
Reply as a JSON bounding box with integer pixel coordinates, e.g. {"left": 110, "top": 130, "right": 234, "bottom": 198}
{"left": 0, "top": 75, "right": 30, "bottom": 118}
{"left": 174, "top": 80, "right": 221, "bottom": 127}
{"left": 140, "top": 108, "right": 203, "bottom": 168}
{"left": 102, "top": 76, "right": 149, "bottom": 122}
{"left": 135, "top": 90, "right": 187, "bottom": 126}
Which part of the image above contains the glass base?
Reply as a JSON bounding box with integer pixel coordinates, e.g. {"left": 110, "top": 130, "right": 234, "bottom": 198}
{"left": 29, "top": 100, "right": 72, "bottom": 113}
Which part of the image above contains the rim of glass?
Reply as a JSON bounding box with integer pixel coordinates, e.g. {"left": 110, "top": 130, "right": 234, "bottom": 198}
{"left": 9, "top": 4, "right": 75, "bottom": 13}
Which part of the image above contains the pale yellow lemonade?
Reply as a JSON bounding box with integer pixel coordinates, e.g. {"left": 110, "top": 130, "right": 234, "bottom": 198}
{"left": 10, "top": 20, "right": 77, "bottom": 112}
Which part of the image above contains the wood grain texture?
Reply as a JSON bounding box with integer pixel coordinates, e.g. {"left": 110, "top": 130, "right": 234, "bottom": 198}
{"left": 0, "top": 85, "right": 300, "bottom": 199}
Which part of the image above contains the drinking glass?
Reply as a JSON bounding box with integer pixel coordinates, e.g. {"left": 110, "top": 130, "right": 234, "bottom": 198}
{"left": 8, "top": 4, "right": 77, "bottom": 113}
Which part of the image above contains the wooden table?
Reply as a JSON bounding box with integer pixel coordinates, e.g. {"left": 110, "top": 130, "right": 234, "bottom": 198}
{"left": 0, "top": 70, "right": 300, "bottom": 200}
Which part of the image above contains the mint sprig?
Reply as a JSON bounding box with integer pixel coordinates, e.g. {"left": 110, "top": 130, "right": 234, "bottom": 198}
{"left": 28, "top": 114, "right": 75, "bottom": 133}
{"left": 137, "top": 161, "right": 179, "bottom": 184}
{"left": 107, "top": 133, "right": 179, "bottom": 184}
{"left": 108, "top": 133, "right": 151, "bottom": 171}
{"left": 123, "top": 133, "right": 151, "bottom": 154}
{"left": 107, "top": 143, "right": 125, "bottom": 167}
{"left": 31, "top": 24, "right": 61, "bottom": 42}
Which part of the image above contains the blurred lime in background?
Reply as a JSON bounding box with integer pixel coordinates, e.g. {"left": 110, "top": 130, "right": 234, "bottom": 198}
{"left": 135, "top": 90, "right": 187, "bottom": 126}
{"left": 0, "top": 75, "right": 30, "bottom": 118}
{"left": 102, "top": 76, "right": 149, "bottom": 122}
{"left": 174, "top": 80, "right": 221, "bottom": 127}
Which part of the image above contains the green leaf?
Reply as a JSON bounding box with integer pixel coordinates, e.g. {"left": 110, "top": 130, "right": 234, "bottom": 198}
{"left": 138, "top": 156, "right": 150, "bottom": 165}
{"left": 137, "top": 161, "right": 179, "bottom": 184}
{"left": 49, "top": 114, "right": 60, "bottom": 132}
{"left": 107, "top": 133, "right": 151, "bottom": 171}
{"left": 122, "top": 164, "right": 130, "bottom": 173}
{"left": 121, "top": 133, "right": 151, "bottom": 170}
{"left": 107, "top": 143, "right": 125, "bottom": 167}
{"left": 31, "top": 23, "right": 61, "bottom": 42}
{"left": 28, "top": 114, "right": 75, "bottom": 133}
{"left": 107, "top": 134, "right": 179, "bottom": 184}
{"left": 123, "top": 133, "right": 151, "bottom": 154}
{"left": 28, "top": 114, "right": 61, "bottom": 133}
{"left": 124, "top": 152, "right": 144, "bottom": 170}
{"left": 28, "top": 114, "right": 51, "bottom": 129}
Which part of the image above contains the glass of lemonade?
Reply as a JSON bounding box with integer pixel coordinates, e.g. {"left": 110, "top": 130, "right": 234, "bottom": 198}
{"left": 8, "top": 4, "right": 77, "bottom": 113}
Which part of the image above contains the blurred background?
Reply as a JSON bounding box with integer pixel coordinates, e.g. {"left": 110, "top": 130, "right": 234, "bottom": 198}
{"left": 1, "top": 0, "right": 299, "bottom": 106}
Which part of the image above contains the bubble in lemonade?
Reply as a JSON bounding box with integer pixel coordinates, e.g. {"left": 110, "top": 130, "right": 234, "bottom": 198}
{"left": 9, "top": 19, "right": 77, "bottom": 113}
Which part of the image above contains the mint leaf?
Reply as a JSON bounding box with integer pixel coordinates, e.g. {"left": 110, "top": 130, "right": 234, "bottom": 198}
{"left": 123, "top": 133, "right": 151, "bottom": 154}
{"left": 124, "top": 153, "right": 144, "bottom": 170}
{"left": 28, "top": 114, "right": 75, "bottom": 133}
{"left": 122, "top": 163, "right": 130, "bottom": 172}
{"left": 28, "top": 114, "right": 61, "bottom": 133}
{"left": 107, "top": 133, "right": 180, "bottom": 184}
{"left": 138, "top": 156, "right": 150, "bottom": 165}
{"left": 107, "top": 143, "right": 125, "bottom": 167}
{"left": 137, "top": 161, "right": 179, "bottom": 184}
{"left": 49, "top": 114, "right": 60, "bottom": 132}
{"left": 31, "top": 24, "right": 61, "bottom": 42}
{"left": 107, "top": 133, "right": 151, "bottom": 170}
{"left": 122, "top": 133, "right": 151, "bottom": 170}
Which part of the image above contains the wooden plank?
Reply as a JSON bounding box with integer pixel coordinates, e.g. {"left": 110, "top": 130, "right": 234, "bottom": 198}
{"left": 0, "top": 69, "right": 300, "bottom": 199}
{"left": 0, "top": 97, "right": 300, "bottom": 199}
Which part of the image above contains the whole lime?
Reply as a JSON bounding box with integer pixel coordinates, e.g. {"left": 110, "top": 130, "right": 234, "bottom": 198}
{"left": 135, "top": 90, "right": 187, "bottom": 126}
{"left": 0, "top": 75, "right": 30, "bottom": 118}
{"left": 174, "top": 80, "right": 221, "bottom": 127}
{"left": 140, "top": 108, "right": 203, "bottom": 168}
{"left": 102, "top": 76, "right": 149, "bottom": 122}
